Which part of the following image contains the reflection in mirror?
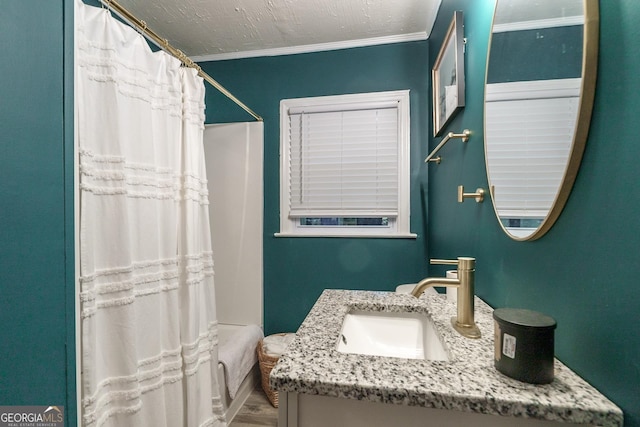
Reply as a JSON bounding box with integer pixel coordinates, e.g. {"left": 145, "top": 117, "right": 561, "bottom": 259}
{"left": 484, "top": 0, "right": 598, "bottom": 240}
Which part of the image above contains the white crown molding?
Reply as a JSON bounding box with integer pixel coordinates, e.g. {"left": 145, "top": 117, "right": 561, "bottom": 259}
{"left": 493, "top": 15, "right": 584, "bottom": 33}
{"left": 191, "top": 32, "right": 428, "bottom": 63}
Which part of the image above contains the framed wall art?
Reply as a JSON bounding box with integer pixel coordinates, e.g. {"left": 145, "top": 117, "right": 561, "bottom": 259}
{"left": 432, "top": 11, "right": 465, "bottom": 136}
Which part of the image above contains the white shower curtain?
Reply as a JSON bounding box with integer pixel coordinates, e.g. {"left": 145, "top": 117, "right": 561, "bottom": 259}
{"left": 76, "top": 1, "right": 225, "bottom": 426}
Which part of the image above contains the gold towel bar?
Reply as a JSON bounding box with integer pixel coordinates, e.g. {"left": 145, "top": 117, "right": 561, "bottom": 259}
{"left": 424, "top": 129, "right": 471, "bottom": 164}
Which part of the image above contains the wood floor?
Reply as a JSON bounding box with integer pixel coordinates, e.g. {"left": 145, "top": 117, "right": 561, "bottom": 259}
{"left": 229, "top": 386, "right": 279, "bottom": 427}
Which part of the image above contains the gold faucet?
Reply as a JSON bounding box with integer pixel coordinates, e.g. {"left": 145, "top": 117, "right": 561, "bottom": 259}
{"left": 411, "top": 257, "right": 481, "bottom": 339}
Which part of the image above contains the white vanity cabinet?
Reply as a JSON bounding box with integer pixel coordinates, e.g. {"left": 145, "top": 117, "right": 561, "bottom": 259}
{"left": 279, "top": 392, "right": 588, "bottom": 427}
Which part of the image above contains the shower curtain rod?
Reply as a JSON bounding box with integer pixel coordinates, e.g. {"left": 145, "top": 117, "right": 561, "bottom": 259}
{"left": 100, "top": 0, "right": 263, "bottom": 122}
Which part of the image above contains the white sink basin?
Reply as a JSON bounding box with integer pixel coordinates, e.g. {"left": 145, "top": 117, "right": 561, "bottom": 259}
{"left": 337, "top": 310, "right": 449, "bottom": 361}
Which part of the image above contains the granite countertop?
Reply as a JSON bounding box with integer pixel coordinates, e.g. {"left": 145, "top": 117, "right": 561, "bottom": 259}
{"left": 270, "top": 289, "right": 623, "bottom": 427}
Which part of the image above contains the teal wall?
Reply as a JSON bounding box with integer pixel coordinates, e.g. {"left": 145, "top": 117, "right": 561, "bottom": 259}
{"left": 0, "top": 0, "right": 76, "bottom": 425}
{"left": 0, "top": 0, "right": 634, "bottom": 425}
{"left": 428, "top": 1, "right": 639, "bottom": 426}
{"left": 201, "top": 42, "right": 432, "bottom": 335}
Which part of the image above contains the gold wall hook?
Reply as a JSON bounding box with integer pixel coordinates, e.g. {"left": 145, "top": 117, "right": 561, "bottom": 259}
{"left": 458, "top": 185, "right": 485, "bottom": 203}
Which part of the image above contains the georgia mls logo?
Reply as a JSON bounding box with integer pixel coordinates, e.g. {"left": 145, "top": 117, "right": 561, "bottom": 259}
{"left": 0, "top": 406, "right": 64, "bottom": 427}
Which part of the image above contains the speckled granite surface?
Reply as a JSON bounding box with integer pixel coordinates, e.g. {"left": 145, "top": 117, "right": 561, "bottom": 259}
{"left": 270, "top": 289, "right": 623, "bottom": 426}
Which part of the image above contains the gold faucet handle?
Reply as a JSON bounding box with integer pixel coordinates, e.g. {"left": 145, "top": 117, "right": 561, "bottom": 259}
{"left": 431, "top": 257, "right": 475, "bottom": 270}
{"left": 430, "top": 259, "right": 459, "bottom": 266}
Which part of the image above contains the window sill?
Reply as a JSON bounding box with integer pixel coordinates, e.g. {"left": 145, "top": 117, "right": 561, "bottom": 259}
{"left": 274, "top": 232, "right": 418, "bottom": 239}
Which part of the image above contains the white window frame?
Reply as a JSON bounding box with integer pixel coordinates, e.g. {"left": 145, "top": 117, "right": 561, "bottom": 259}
{"left": 276, "top": 90, "right": 414, "bottom": 238}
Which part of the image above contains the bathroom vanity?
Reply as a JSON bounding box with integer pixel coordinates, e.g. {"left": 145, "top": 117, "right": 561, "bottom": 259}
{"left": 270, "top": 290, "right": 622, "bottom": 427}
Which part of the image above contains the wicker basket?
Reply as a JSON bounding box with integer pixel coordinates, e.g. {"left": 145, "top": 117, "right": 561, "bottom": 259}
{"left": 257, "top": 338, "right": 280, "bottom": 407}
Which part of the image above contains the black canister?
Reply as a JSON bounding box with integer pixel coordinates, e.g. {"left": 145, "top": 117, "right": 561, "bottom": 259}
{"left": 493, "top": 308, "right": 557, "bottom": 384}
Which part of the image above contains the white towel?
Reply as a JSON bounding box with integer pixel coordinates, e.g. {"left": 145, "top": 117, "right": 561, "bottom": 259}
{"left": 262, "top": 333, "right": 295, "bottom": 357}
{"left": 218, "top": 325, "right": 264, "bottom": 399}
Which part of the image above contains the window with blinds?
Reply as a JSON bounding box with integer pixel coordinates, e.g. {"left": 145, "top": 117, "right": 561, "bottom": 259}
{"left": 278, "top": 90, "right": 412, "bottom": 237}
{"left": 485, "top": 78, "right": 580, "bottom": 226}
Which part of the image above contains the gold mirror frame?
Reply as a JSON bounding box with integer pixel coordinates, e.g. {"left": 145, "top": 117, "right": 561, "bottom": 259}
{"left": 484, "top": 0, "right": 599, "bottom": 241}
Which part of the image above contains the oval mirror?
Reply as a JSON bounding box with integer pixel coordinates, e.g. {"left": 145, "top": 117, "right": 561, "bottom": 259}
{"left": 484, "top": 0, "right": 599, "bottom": 240}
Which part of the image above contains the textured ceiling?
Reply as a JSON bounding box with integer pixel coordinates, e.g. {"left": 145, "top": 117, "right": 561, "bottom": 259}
{"left": 113, "top": 0, "right": 441, "bottom": 61}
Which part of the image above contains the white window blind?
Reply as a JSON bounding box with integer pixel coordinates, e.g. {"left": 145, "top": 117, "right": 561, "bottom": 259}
{"left": 288, "top": 105, "right": 400, "bottom": 218}
{"left": 485, "top": 79, "right": 580, "bottom": 218}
